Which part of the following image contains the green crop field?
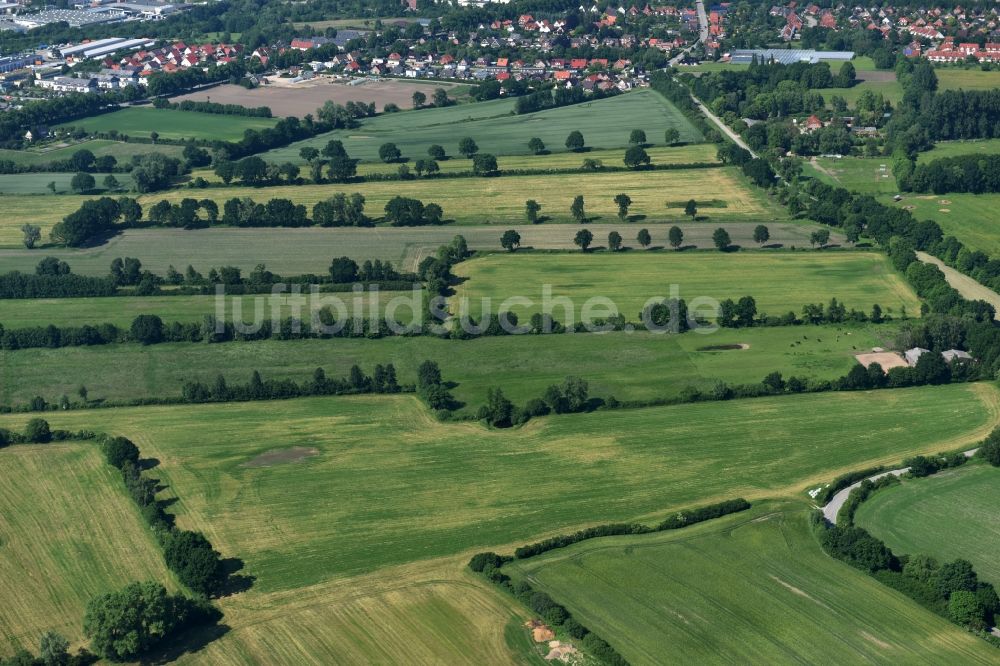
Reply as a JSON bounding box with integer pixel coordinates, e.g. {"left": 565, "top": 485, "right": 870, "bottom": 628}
{"left": 263, "top": 90, "right": 703, "bottom": 164}
{"left": 855, "top": 464, "right": 1000, "bottom": 588}
{"left": 452, "top": 251, "right": 921, "bottom": 321}
{"left": 0, "top": 221, "right": 836, "bottom": 273}
{"left": 0, "top": 443, "right": 174, "bottom": 654}
{"left": 805, "top": 156, "right": 898, "bottom": 194}
{"left": 0, "top": 139, "right": 184, "bottom": 167}
{"left": 884, "top": 193, "right": 1000, "bottom": 255}
{"left": 936, "top": 68, "right": 1000, "bottom": 91}
{"left": 55, "top": 108, "right": 278, "bottom": 142}
{"left": 0, "top": 172, "right": 134, "bottom": 195}
{"left": 0, "top": 193, "right": 101, "bottom": 247}
{"left": 919, "top": 139, "right": 1000, "bottom": 162}
{"left": 0, "top": 383, "right": 993, "bottom": 592}
{"left": 505, "top": 502, "right": 999, "bottom": 664}
{"left": 0, "top": 324, "right": 900, "bottom": 410}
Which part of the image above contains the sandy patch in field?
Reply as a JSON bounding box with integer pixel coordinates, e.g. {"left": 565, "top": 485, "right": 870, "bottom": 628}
{"left": 860, "top": 631, "right": 892, "bottom": 649}
{"left": 241, "top": 446, "right": 319, "bottom": 467}
{"left": 171, "top": 78, "right": 466, "bottom": 117}
{"left": 939, "top": 208, "right": 950, "bottom": 213}
{"left": 526, "top": 620, "right": 555, "bottom": 642}
{"left": 545, "top": 641, "right": 580, "bottom": 662}
{"left": 854, "top": 351, "right": 908, "bottom": 372}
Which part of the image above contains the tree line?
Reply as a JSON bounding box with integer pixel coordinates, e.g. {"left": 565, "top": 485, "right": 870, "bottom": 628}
{"left": 180, "top": 365, "right": 403, "bottom": 404}
{"left": 152, "top": 97, "right": 273, "bottom": 118}
{"left": 896, "top": 153, "right": 1000, "bottom": 195}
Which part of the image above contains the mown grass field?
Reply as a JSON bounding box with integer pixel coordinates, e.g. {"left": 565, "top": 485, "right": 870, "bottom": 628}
{"left": 55, "top": 108, "right": 278, "bottom": 142}
{"left": 0, "top": 139, "right": 184, "bottom": 167}
{"left": 1, "top": 383, "right": 994, "bottom": 593}
{"left": 855, "top": 464, "right": 1000, "bottom": 588}
{"left": 452, "top": 251, "right": 921, "bottom": 321}
{"left": 0, "top": 172, "right": 133, "bottom": 195}
{"left": 0, "top": 221, "right": 836, "bottom": 272}
{"left": 0, "top": 443, "right": 174, "bottom": 654}
{"left": 0, "top": 163, "right": 775, "bottom": 247}
{"left": 0, "top": 324, "right": 900, "bottom": 410}
{"left": 885, "top": 193, "right": 1000, "bottom": 255}
{"left": 820, "top": 79, "right": 903, "bottom": 107}
{"left": 936, "top": 67, "right": 1000, "bottom": 91}
{"left": 263, "top": 89, "right": 703, "bottom": 164}
{"left": 0, "top": 289, "right": 420, "bottom": 328}
{"left": 805, "top": 156, "right": 898, "bottom": 194}
{"left": 139, "top": 165, "right": 775, "bottom": 225}
{"left": 918, "top": 138, "right": 1000, "bottom": 162}
{"left": 506, "top": 502, "right": 1000, "bottom": 665}
{"left": 338, "top": 143, "right": 719, "bottom": 178}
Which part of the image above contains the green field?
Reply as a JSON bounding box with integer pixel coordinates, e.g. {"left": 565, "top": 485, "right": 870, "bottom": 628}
{"left": 505, "top": 502, "right": 999, "bottom": 664}
{"left": 56, "top": 108, "right": 278, "bottom": 142}
{"left": 918, "top": 138, "right": 1000, "bottom": 162}
{"left": 0, "top": 139, "right": 184, "bottom": 167}
{"left": 855, "top": 464, "right": 1000, "bottom": 588}
{"left": 820, "top": 79, "right": 903, "bottom": 107}
{"left": 1, "top": 383, "right": 994, "bottom": 592}
{"left": 263, "top": 90, "right": 703, "bottom": 164}
{"left": 885, "top": 193, "right": 1000, "bottom": 255}
{"left": 0, "top": 172, "right": 134, "bottom": 195}
{"left": 0, "top": 324, "right": 899, "bottom": 410}
{"left": 0, "top": 221, "right": 836, "bottom": 273}
{"left": 452, "top": 251, "right": 921, "bottom": 320}
{"left": 936, "top": 67, "right": 1000, "bottom": 91}
{"left": 0, "top": 443, "right": 174, "bottom": 654}
{"left": 805, "top": 156, "right": 898, "bottom": 194}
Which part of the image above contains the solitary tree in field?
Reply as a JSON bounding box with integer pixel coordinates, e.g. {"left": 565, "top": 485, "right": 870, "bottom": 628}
{"left": 300, "top": 146, "right": 320, "bottom": 162}
{"left": 624, "top": 145, "right": 650, "bottom": 169}
{"left": 753, "top": 224, "right": 770, "bottom": 246}
{"left": 637, "top": 228, "right": 651, "bottom": 249}
{"left": 668, "top": 225, "right": 684, "bottom": 249}
{"left": 570, "top": 195, "right": 586, "bottom": 222}
{"left": 379, "top": 142, "right": 402, "bottom": 163}
{"left": 664, "top": 128, "right": 680, "bottom": 145}
{"left": 71, "top": 172, "right": 95, "bottom": 193}
{"left": 412, "top": 90, "right": 427, "bottom": 108}
{"left": 472, "top": 153, "right": 499, "bottom": 176}
{"left": 428, "top": 144, "right": 446, "bottom": 161}
{"left": 614, "top": 193, "right": 632, "bottom": 220}
{"left": 528, "top": 137, "right": 545, "bottom": 155}
{"left": 684, "top": 199, "right": 698, "bottom": 219}
{"left": 46, "top": 181, "right": 56, "bottom": 193}
{"left": 713, "top": 227, "right": 732, "bottom": 251}
{"left": 574, "top": 228, "right": 593, "bottom": 251}
{"left": 501, "top": 229, "right": 521, "bottom": 252}
{"left": 608, "top": 230, "right": 623, "bottom": 251}
{"left": 458, "top": 137, "right": 479, "bottom": 158}
{"left": 103, "top": 174, "right": 120, "bottom": 191}
{"left": 629, "top": 129, "right": 646, "bottom": 145}
{"left": 149, "top": 131, "right": 159, "bottom": 144}
{"left": 565, "top": 130, "right": 585, "bottom": 152}
{"left": 432, "top": 88, "right": 450, "bottom": 107}
{"left": 20, "top": 223, "right": 40, "bottom": 249}
{"left": 525, "top": 199, "right": 541, "bottom": 223}
{"left": 810, "top": 228, "right": 830, "bottom": 248}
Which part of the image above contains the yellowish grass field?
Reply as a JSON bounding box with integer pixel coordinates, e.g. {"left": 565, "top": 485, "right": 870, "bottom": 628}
{"left": 0, "top": 443, "right": 174, "bottom": 654}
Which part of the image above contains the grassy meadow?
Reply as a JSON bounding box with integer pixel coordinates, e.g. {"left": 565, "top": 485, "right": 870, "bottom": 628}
{"left": 820, "top": 79, "right": 903, "bottom": 107}
{"left": 452, "top": 251, "right": 921, "bottom": 320}
{"left": 0, "top": 443, "right": 174, "bottom": 654}
{"left": 56, "top": 108, "right": 278, "bottom": 142}
{"left": 805, "top": 156, "right": 898, "bottom": 194}
{"left": 0, "top": 221, "right": 833, "bottom": 272}
{"left": 263, "top": 90, "right": 703, "bottom": 164}
{"left": 885, "top": 193, "right": 1000, "bottom": 255}
{"left": 506, "top": 502, "right": 1000, "bottom": 664}
{"left": 0, "top": 139, "right": 184, "bottom": 166}
{"left": 936, "top": 67, "right": 1000, "bottom": 91}
{"left": 0, "top": 324, "right": 900, "bottom": 409}
{"left": 0, "top": 172, "right": 133, "bottom": 195}
{"left": 0, "top": 383, "right": 994, "bottom": 593}
{"left": 855, "top": 464, "right": 1000, "bottom": 588}
{"left": 138, "top": 166, "right": 771, "bottom": 225}
{"left": 918, "top": 138, "right": 1000, "bottom": 162}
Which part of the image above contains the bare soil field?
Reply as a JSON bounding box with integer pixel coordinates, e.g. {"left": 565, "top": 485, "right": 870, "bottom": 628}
{"left": 855, "top": 351, "right": 908, "bottom": 371}
{"left": 171, "top": 78, "right": 469, "bottom": 117}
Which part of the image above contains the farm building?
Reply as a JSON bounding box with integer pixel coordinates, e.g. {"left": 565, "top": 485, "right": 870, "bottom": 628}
{"left": 904, "top": 347, "right": 929, "bottom": 366}
{"left": 942, "top": 349, "right": 973, "bottom": 363}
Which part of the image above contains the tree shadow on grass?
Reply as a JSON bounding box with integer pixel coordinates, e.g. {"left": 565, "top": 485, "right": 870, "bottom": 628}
{"left": 141, "top": 622, "right": 231, "bottom": 665}
{"left": 139, "top": 457, "right": 160, "bottom": 471}
{"left": 218, "top": 557, "right": 256, "bottom": 597}
{"left": 762, "top": 243, "right": 784, "bottom": 249}
{"left": 626, "top": 214, "right": 647, "bottom": 223}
